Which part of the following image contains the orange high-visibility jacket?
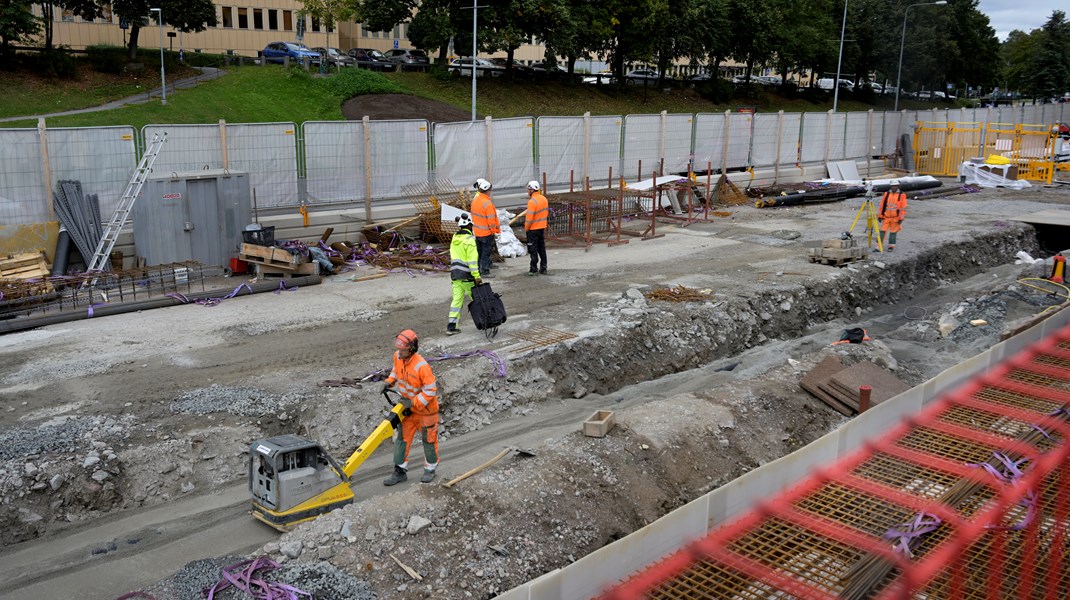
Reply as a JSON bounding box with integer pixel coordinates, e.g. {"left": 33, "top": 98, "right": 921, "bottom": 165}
{"left": 879, "top": 191, "right": 907, "bottom": 233}
{"left": 470, "top": 192, "right": 500, "bottom": 238}
{"left": 385, "top": 351, "right": 438, "bottom": 415}
{"left": 525, "top": 191, "right": 549, "bottom": 231}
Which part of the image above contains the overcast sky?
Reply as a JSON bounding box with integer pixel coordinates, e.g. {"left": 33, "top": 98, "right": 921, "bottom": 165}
{"left": 978, "top": 0, "right": 1063, "bottom": 41}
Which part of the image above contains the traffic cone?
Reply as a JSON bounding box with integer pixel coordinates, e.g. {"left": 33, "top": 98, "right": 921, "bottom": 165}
{"left": 1050, "top": 253, "right": 1066, "bottom": 284}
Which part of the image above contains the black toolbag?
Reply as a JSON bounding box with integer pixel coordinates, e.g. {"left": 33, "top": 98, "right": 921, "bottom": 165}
{"left": 468, "top": 282, "right": 506, "bottom": 338}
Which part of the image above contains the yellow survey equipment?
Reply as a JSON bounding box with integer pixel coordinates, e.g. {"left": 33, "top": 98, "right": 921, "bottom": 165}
{"left": 248, "top": 391, "right": 407, "bottom": 531}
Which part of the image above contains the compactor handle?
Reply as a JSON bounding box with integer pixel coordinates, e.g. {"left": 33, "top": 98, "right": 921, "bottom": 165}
{"left": 382, "top": 387, "right": 410, "bottom": 416}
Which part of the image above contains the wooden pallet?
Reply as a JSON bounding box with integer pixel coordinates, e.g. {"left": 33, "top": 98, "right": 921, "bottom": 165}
{"left": 0, "top": 251, "right": 50, "bottom": 280}
{"left": 808, "top": 255, "right": 866, "bottom": 267}
{"left": 255, "top": 261, "right": 317, "bottom": 279}
{"left": 239, "top": 243, "right": 303, "bottom": 268}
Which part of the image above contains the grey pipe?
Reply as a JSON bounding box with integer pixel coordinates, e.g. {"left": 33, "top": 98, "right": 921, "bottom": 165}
{"left": 0, "top": 275, "right": 322, "bottom": 335}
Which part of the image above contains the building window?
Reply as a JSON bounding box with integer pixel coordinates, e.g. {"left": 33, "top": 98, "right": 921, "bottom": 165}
{"left": 253, "top": 9, "right": 263, "bottom": 29}
{"left": 221, "top": 7, "right": 233, "bottom": 28}
{"left": 311, "top": 16, "right": 320, "bottom": 33}
{"left": 237, "top": 7, "right": 248, "bottom": 29}
{"left": 268, "top": 9, "right": 278, "bottom": 30}
{"left": 61, "top": 9, "right": 74, "bottom": 22}
{"left": 283, "top": 10, "right": 292, "bottom": 31}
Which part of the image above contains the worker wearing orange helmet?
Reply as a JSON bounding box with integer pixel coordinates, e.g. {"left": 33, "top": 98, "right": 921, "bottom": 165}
{"left": 524, "top": 180, "right": 549, "bottom": 275}
{"left": 470, "top": 178, "right": 500, "bottom": 278}
{"left": 380, "top": 329, "right": 440, "bottom": 485}
{"left": 879, "top": 183, "right": 908, "bottom": 252}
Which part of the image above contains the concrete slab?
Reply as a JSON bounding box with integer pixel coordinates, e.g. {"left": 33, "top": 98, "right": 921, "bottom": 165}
{"left": 1008, "top": 208, "right": 1070, "bottom": 227}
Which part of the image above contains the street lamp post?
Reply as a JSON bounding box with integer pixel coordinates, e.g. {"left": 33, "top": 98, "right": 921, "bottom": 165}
{"left": 832, "top": 0, "right": 849, "bottom": 113}
{"left": 150, "top": 7, "right": 166, "bottom": 106}
{"left": 894, "top": 1, "right": 947, "bottom": 111}
{"left": 471, "top": 0, "right": 477, "bottom": 121}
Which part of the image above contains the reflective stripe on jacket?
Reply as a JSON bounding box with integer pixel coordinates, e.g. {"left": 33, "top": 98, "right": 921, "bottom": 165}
{"left": 386, "top": 351, "right": 438, "bottom": 415}
{"left": 449, "top": 230, "right": 481, "bottom": 281}
{"left": 525, "top": 192, "right": 549, "bottom": 231}
{"left": 879, "top": 192, "right": 907, "bottom": 222}
{"left": 471, "top": 192, "right": 500, "bottom": 238}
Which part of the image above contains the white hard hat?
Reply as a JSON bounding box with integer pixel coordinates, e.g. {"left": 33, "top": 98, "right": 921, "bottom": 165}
{"left": 474, "top": 178, "right": 492, "bottom": 192}
{"left": 527, "top": 180, "right": 540, "bottom": 191}
{"left": 455, "top": 212, "right": 472, "bottom": 227}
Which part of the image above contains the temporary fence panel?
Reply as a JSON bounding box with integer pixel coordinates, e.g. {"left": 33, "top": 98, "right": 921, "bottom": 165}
{"left": 749, "top": 113, "right": 781, "bottom": 168}
{"left": 913, "top": 121, "right": 952, "bottom": 176}
{"left": 0, "top": 129, "right": 49, "bottom": 225}
{"left": 1021, "top": 104, "right": 1040, "bottom": 125}
{"left": 368, "top": 120, "right": 430, "bottom": 201}
{"left": 692, "top": 113, "right": 727, "bottom": 172}
{"left": 725, "top": 112, "right": 754, "bottom": 169}
{"left": 981, "top": 122, "right": 1056, "bottom": 183}
{"left": 622, "top": 113, "right": 694, "bottom": 180}
{"left": 827, "top": 111, "right": 847, "bottom": 161}
{"left": 844, "top": 111, "right": 871, "bottom": 160}
{"left": 144, "top": 122, "right": 299, "bottom": 209}
{"left": 800, "top": 112, "right": 830, "bottom": 164}
{"left": 778, "top": 112, "right": 802, "bottom": 166}
{"left": 46, "top": 126, "right": 139, "bottom": 219}
{"left": 881, "top": 112, "right": 906, "bottom": 156}
{"left": 303, "top": 120, "right": 365, "bottom": 204}
{"left": 535, "top": 115, "right": 623, "bottom": 188}
{"left": 433, "top": 117, "right": 534, "bottom": 192}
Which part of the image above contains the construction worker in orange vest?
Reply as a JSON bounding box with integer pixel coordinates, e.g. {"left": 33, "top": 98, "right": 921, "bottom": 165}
{"left": 470, "top": 178, "right": 501, "bottom": 278}
{"left": 879, "top": 183, "right": 908, "bottom": 252}
{"left": 524, "top": 180, "right": 549, "bottom": 276}
{"left": 380, "top": 330, "right": 440, "bottom": 485}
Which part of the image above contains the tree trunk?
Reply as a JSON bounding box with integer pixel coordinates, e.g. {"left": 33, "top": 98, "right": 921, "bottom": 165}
{"left": 128, "top": 25, "right": 141, "bottom": 59}
{"left": 41, "top": 3, "right": 54, "bottom": 51}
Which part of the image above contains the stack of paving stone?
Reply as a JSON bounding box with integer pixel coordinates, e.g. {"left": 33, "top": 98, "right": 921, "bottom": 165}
{"left": 808, "top": 236, "right": 868, "bottom": 266}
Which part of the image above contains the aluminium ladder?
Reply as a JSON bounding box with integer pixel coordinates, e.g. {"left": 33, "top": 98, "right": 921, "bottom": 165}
{"left": 86, "top": 132, "right": 168, "bottom": 272}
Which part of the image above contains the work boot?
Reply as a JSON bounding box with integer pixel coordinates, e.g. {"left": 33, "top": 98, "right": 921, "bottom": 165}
{"left": 539, "top": 269, "right": 548, "bottom": 275}
{"left": 446, "top": 324, "right": 460, "bottom": 336}
{"left": 383, "top": 465, "right": 407, "bottom": 486}
{"left": 420, "top": 469, "right": 436, "bottom": 483}
{"left": 526, "top": 271, "right": 538, "bottom": 276}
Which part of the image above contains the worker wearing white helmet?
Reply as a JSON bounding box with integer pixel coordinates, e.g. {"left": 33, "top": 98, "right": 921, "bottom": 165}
{"left": 446, "top": 213, "right": 482, "bottom": 335}
{"left": 470, "top": 178, "right": 500, "bottom": 278}
{"left": 524, "top": 180, "right": 549, "bottom": 275}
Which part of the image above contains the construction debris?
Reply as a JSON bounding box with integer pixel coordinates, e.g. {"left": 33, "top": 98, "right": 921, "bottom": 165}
{"left": 799, "top": 356, "right": 910, "bottom": 415}
{"left": 644, "top": 285, "right": 713, "bottom": 302}
{"left": 809, "top": 236, "right": 868, "bottom": 267}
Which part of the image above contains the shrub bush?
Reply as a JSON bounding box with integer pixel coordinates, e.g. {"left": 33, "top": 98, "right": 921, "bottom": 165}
{"left": 319, "top": 67, "right": 402, "bottom": 98}
{"left": 696, "top": 78, "right": 734, "bottom": 103}
{"left": 86, "top": 45, "right": 127, "bottom": 74}
{"left": 180, "top": 51, "right": 228, "bottom": 68}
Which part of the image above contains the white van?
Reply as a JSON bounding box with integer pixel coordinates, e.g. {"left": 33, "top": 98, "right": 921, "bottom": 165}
{"left": 816, "top": 78, "right": 853, "bottom": 91}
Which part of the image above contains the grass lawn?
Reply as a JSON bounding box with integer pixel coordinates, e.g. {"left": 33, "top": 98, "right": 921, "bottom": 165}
{"left": 0, "top": 64, "right": 944, "bottom": 130}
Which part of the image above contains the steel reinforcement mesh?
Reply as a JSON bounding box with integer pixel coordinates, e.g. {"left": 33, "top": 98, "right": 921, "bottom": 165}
{"left": 603, "top": 320, "right": 1070, "bottom": 600}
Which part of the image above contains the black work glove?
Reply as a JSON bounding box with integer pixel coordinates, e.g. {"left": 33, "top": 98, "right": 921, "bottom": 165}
{"left": 380, "top": 383, "right": 391, "bottom": 395}
{"left": 400, "top": 396, "right": 412, "bottom": 416}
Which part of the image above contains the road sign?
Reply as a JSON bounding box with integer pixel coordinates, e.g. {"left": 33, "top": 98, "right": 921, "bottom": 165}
{"left": 119, "top": 17, "right": 128, "bottom": 30}
{"left": 393, "top": 40, "right": 399, "bottom": 49}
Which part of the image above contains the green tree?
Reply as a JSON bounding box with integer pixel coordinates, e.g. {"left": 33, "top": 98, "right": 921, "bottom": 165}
{"left": 1027, "top": 10, "right": 1070, "bottom": 99}
{"left": 353, "top": 0, "right": 417, "bottom": 33}
{"left": 298, "top": 0, "right": 356, "bottom": 50}
{"left": 726, "top": 0, "right": 775, "bottom": 79}
{"left": 37, "top": 1, "right": 103, "bottom": 50}
{"left": 111, "top": 0, "right": 217, "bottom": 59}
{"left": 1, "top": 0, "right": 39, "bottom": 60}
{"left": 1001, "top": 29, "right": 1037, "bottom": 94}
{"left": 407, "top": 0, "right": 456, "bottom": 65}
{"left": 768, "top": 0, "right": 834, "bottom": 86}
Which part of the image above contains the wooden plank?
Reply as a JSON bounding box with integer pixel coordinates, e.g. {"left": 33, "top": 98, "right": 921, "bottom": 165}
{"left": 239, "top": 243, "right": 301, "bottom": 265}
{"left": 255, "top": 262, "right": 317, "bottom": 278}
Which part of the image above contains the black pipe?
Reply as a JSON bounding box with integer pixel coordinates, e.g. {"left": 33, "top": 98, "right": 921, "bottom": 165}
{"left": 0, "top": 275, "right": 322, "bottom": 335}
{"left": 52, "top": 228, "right": 71, "bottom": 276}
{"left": 870, "top": 178, "right": 942, "bottom": 193}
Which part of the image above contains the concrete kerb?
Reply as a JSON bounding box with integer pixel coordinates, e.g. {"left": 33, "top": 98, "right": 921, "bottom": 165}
{"left": 500, "top": 305, "right": 1070, "bottom": 599}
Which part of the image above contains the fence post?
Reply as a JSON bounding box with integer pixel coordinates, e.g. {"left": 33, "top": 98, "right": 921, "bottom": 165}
{"left": 866, "top": 109, "right": 873, "bottom": 179}
{"left": 721, "top": 110, "right": 730, "bottom": 175}
{"left": 774, "top": 110, "right": 784, "bottom": 184}
{"left": 824, "top": 109, "right": 832, "bottom": 166}
{"left": 583, "top": 112, "right": 591, "bottom": 184}
{"left": 484, "top": 115, "right": 494, "bottom": 182}
{"left": 658, "top": 110, "right": 667, "bottom": 171}
{"left": 38, "top": 117, "right": 55, "bottom": 221}
{"left": 219, "top": 119, "right": 229, "bottom": 169}
{"left": 362, "top": 116, "right": 373, "bottom": 222}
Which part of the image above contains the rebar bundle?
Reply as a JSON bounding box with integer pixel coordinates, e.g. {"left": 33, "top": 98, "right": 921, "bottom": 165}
{"left": 644, "top": 285, "right": 713, "bottom": 302}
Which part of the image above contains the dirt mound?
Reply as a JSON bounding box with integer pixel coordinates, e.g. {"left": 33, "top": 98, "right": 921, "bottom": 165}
{"left": 341, "top": 93, "right": 473, "bottom": 123}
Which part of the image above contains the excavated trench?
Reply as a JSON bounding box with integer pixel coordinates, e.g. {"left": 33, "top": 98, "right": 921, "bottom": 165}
{"left": 2, "top": 222, "right": 1055, "bottom": 599}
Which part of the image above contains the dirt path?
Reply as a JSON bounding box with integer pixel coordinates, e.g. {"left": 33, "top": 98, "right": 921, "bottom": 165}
{"left": 1, "top": 185, "right": 1067, "bottom": 598}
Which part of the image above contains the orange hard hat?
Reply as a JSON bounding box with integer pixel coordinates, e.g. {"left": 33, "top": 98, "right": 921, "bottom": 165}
{"left": 394, "top": 329, "right": 418, "bottom": 350}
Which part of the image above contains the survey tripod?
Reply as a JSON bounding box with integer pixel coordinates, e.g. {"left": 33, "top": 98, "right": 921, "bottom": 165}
{"left": 847, "top": 184, "right": 884, "bottom": 253}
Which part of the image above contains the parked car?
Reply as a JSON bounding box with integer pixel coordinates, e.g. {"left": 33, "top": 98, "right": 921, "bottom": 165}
{"left": 582, "top": 70, "right": 616, "bottom": 85}
{"left": 448, "top": 57, "right": 504, "bottom": 78}
{"left": 262, "top": 42, "right": 321, "bottom": 65}
{"left": 530, "top": 61, "right": 568, "bottom": 74}
{"left": 311, "top": 47, "right": 356, "bottom": 68}
{"left": 347, "top": 48, "right": 395, "bottom": 71}
{"left": 732, "top": 74, "right": 759, "bottom": 85}
{"left": 625, "top": 69, "right": 661, "bottom": 85}
{"left": 488, "top": 57, "right": 533, "bottom": 75}
{"left": 756, "top": 75, "right": 782, "bottom": 87}
{"left": 916, "top": 90, "right": 933, "bottom": 100}
{"left": 384, "top": 48, "right": 430, "bottom": 71}
{"left": 816, "top": 78, "right": 852, "bottom": 91}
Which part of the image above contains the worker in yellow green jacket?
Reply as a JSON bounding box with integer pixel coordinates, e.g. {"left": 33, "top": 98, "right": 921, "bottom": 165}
{"left": 447, "top": 213, "right": 482, "bottom": 336}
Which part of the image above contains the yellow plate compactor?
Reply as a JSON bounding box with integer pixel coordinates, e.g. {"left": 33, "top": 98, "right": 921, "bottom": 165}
{"left": 249, "top": 391, "right": 406, "bottom": 531}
